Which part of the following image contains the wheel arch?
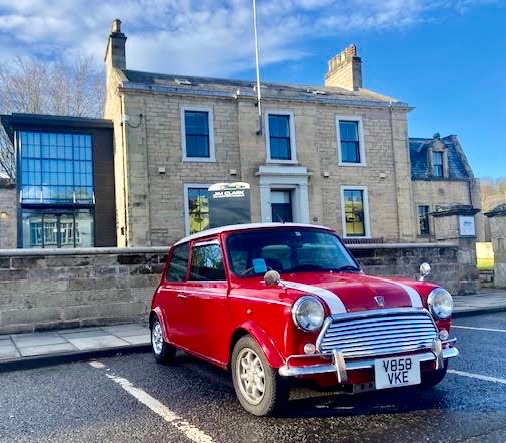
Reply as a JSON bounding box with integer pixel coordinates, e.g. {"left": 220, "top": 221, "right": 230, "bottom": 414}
{"left": 228, "top": 321, "right": 285, "bottom": 371}
{"left": 149, "top": 308, "right": 170, "bottom": 343}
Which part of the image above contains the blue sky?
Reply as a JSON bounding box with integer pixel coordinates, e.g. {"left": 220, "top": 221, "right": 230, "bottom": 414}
{"left": 0, "top": 0, "right": 504, "bottom": 179}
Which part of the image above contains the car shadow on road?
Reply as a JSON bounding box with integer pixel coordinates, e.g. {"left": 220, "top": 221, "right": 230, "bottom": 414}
{"left": 280, "top": 385, "right": 452, "bottom": 418}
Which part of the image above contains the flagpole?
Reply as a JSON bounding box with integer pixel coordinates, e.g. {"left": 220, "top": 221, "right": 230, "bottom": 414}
{"left": 252, "top": 0, "right": 262, "bottom": 135}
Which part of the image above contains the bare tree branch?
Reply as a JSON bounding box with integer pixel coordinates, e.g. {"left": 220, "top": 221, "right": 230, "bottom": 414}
{"left": 0, "top": 56, "right": 104, "bottom": 180}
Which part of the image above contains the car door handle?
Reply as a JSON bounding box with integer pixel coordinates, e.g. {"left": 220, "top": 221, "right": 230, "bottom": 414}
{"left": 177, "top": 293, "right": 187, "bottom": 299}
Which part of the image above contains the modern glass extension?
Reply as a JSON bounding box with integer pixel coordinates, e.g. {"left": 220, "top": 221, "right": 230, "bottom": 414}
{"left": 17, "top": 131, "right": 95, "bottom": 248}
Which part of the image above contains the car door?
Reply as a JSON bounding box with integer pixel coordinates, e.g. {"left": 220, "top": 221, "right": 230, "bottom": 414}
{"left": 182, "top": 239, "right": 231, "bottom": 364}
{"left": 157, "top": 242, "right": 190, "bottom": 346}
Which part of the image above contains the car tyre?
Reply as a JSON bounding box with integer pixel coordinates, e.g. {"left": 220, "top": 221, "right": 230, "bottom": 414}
{"left": 231, "top": 335, "right": 289, "bottom": 416}
{"left": 150, "top": 315, "right": 176, "bottom": 365}
{"left": 420, "top": 360, "right": 448, "bottom": 388}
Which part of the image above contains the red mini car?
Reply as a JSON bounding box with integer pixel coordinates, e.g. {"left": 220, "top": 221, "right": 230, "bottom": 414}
{"left": 150, "top": 223, "right": 458, "bottom": 416}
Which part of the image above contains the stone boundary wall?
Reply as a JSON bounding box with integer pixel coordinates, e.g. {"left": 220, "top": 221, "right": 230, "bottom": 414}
{"left": 0, "top": 247, "right": 168, "bottom": 334}
{"left": 0, "top": 243, "right": 476, "bottom": 334}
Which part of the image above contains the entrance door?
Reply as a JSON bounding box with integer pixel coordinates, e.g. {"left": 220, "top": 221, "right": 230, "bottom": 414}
{"left": 271, "top": 190, "right": 293, "bottom": 223}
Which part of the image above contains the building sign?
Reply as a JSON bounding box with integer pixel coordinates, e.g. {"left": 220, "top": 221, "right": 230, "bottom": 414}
{"left": 459, "top": 215, "right": 476, "bottom": 237}
{"left": 208, "top": 182, "right": 251, "bottom": 228}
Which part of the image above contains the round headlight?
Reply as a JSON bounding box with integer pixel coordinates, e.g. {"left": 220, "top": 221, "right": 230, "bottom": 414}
{"left": 292, "top": 296, "right": 325, "bottom": 332}
{"left": 427, "top": 288, "right": 453, "bottom": 319}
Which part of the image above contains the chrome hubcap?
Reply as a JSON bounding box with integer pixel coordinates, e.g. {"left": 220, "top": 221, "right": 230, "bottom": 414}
{"left": 236, "top": 347, "right": 265, "bottom": 405}
{"left": 152, "top": 321, "right": 163, "bottom": 355}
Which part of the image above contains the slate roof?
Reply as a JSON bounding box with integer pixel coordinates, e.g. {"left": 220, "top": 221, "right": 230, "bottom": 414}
{"left": 409, "top": 135, "right": 472, "bottom": 180}
{"left": 120, "top": 69, "right": 409, "bottom": 109}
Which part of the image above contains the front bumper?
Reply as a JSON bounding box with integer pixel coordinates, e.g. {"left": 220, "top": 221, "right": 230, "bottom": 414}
{"left": 279, "top": 338, "right": 458, "bottom": 382}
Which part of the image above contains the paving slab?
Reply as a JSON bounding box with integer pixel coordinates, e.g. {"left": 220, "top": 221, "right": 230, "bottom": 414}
{"left": 121, "top": 334, "right": 150, "bottom": 345}
{"left": 102, "top": 325, "right": 149, "bottom": 337}
{"left": 59, "top": 330, "right": 111, "bottom": 339}
{"left": 18, "top": 343, "right": 77, "bottom": 357}
{"left": 11, "top": 333, "right": 68, "bottom": 348}
{"left": 66, "top": 336, "right": 130, "bottom": 351}
{"left": 0, "top": 341, "right": 20, "bottom": 360}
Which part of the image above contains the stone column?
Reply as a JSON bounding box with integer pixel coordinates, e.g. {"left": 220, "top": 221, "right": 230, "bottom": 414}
{"left": 431, "top": 204, "right": 480, "bottom": 295}
{"left": 484, "top": 204, "right": 506, "bottom": 288}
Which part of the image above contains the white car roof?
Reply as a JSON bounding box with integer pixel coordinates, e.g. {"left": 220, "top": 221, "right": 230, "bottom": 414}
{"left": 173, "top": 222, "right": 334, "bottom": 246}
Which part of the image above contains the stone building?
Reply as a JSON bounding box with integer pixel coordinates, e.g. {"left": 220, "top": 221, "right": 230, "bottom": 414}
{"left": 0, "top": 19, "right": 482, "bottom": 249}
{"left": 409, "top": 134, "right": 482, "bottom": 240}
{"left": 104, "top": 20, "right": 425, "bottom": 247}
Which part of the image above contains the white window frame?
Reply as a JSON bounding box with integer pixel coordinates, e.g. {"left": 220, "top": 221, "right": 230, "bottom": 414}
{"left": 340, "top": 185, "right": 371, "bottom": 238}
{"left": 336, "top": 115, "right": 366, "bottom": 166}
{"left": 184, "top": 183, "right": 211, "bottom": 236}
{"left": 181, "top": 106, "right": 216, "bottom": 162}
{"left": 265, "top": 110, "right": 297, "bottom": 164}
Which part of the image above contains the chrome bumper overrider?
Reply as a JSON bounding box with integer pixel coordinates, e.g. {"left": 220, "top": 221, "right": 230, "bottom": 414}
{"left": 279, "top": 338, "right": 458, "bottom": 381}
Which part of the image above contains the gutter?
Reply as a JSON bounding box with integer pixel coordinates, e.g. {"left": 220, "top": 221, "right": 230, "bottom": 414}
{"left": 118, "top": 83, "right": 412, "bottom": 110}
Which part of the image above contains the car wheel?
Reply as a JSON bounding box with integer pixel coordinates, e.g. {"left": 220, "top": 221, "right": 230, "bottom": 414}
{"left": 420, "top": 360, "right": 448, "bottom": 388}
{"left": 150, "top": 315, "right": 176, "bottom": 364}
{"left": 231, "top": 335, "right": 289, "bottom": 416}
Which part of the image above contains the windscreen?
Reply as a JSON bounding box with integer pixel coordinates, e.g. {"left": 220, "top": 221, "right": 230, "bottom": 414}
{"left": 226, "top": 228, "right": 359, "bottom": 277}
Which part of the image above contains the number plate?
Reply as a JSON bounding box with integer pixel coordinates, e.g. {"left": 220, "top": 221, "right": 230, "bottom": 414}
{"left": 374, "top": 356, "right": 421, "bottom": 390}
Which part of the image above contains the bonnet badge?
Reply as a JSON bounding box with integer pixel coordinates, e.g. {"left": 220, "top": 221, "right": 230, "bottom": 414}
{"left": 374, "top": 296, "right": 385, "bottom": 308}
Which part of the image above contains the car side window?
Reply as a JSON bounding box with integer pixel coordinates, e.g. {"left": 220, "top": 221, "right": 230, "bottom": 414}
{"left": 166, "top": 243, "right": 190, "bottom": 282}
{"left": 189, "top": 243, "right": 226, "bottom": 281}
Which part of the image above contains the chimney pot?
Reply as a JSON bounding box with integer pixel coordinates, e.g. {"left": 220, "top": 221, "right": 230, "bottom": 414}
{"left": 112, "top": 19, "right": 122, "bottom": 33}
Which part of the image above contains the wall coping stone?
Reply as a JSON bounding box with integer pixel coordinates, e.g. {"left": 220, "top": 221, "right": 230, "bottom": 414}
{"left": 348, "top": 242, "right": 456, "bottom": 250}
{"left": 0, "top": 243, "right": 457, "bottom": 257}
{"left": 0, "top": 246, "right": 170, "bottom": 257}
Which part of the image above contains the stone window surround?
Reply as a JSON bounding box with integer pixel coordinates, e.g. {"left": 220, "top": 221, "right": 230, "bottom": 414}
{"left": 340, "top": 185, "right": 371, "bottom": 238}
{"left": 181, "top": 105, "right": 216, "bottom": 162}
{"left": 264, "top": 109, "right": 298, "bottom": 164}
{"left": 336, "top": 115, "right": 367, "bottom": 167}
{"left": 183, "top": 183, "right": 211, "bottom": 236}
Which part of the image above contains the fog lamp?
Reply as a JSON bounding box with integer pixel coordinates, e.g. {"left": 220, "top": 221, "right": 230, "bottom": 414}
{"left": 303, "top": 343, "right": 317, "bottom": 354}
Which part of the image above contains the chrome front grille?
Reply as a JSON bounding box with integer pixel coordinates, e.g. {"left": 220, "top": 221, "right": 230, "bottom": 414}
{"left": 317, "top": 308, "right": 438, "bottom": 359}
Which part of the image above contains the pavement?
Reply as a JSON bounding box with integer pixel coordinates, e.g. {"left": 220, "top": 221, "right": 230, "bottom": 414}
{"left": 1, "top": 289, "right": 506, "bottom": 372}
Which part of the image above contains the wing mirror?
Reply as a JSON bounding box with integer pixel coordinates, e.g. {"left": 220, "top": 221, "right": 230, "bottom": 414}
{"left": 264, "top": 269, "right": 281, "bottom": 287}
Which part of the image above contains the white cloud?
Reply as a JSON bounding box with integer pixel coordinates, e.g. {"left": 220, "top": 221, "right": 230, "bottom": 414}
{"left": 0, "top": 0, "right": 500, "bottom": 76}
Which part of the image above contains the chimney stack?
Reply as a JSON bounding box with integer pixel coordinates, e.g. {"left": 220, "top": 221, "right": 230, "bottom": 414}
{"left": 324, "top": 44, "right": 362, "bottom": 91}
{"left": 104, "top": 19, "right": 127, "bottom": 69}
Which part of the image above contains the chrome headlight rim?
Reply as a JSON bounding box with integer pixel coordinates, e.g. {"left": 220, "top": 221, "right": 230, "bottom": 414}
{"left": 291, "top": 296, "right": 325, "bottom": 332}
{"left": 427, "top": 287, "right": 454, "bottom": 319}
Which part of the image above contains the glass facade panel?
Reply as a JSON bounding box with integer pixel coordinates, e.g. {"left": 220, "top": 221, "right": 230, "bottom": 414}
{"left": 343, "top": 189, "right": 365, "bottom": 236}
{"left": 268, "top": 114, "right": 291, "bottom": 160}
{"left": 185, "top": 111, "right": 210, "bottom": 158}
{"left": 187, "top": 188, "right": 209, "bottom": 234}
{"left": 21, "top": 209, "right": 94, "bottom": 248}
{"left": 19, "top": 131, "right": 94, "bottom": 203}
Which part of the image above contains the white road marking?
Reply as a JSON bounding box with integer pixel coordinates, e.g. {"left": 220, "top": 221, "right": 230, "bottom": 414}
{"left": 89, "top": 361, "right": 106, "bottom": 369}
{"left": 453, "top": 325, "right": 506, "bottom": 333}
{"left": 89, "top": 362, "right": 216, "bottom": 443}
{"left": 448, "top": 369, "right": 506, "bottom": 385}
